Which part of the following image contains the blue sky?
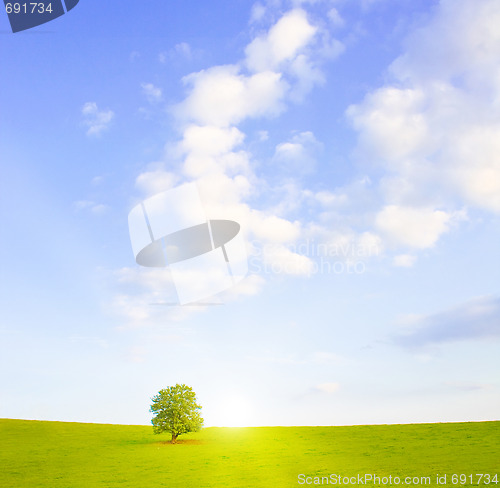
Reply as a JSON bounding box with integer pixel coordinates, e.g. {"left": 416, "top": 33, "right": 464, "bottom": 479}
{"left": 0, "top": 0, "right": 499, "bottom": 428}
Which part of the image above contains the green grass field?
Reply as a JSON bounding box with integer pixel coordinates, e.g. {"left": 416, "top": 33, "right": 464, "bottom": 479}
{"left": 1, "top": 419, "right": 498, "bottom": 487}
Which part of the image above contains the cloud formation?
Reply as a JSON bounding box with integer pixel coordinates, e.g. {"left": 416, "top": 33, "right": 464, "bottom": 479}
{"left": 115, "top": 5, "right": 348, "bottom": 316}
{"left": 141, "top": 82, "right": 163, "bottom": 103}
{"left": 348, "top": 0, "right": 500, "bottom": 214}
{"left": 178, "top": 66, "right": 287, "bottom": 127}
{"left": 245, "top": 9, "right": 317, "bottom": 72}
{"left": 123, "top": 0, "right": 500, "bottom": 315}
{"left": 375, "top": 205, "right": 453, "bottom": 249}
{"left": 81, "top": 102, "right": 114, "bottom": 136}
{"left": 393, "top": 295, "right": 500, "bottom": 349}
{"left": 73, "top": 200, "right": 108, "bottom": 214}
{"left": 135, "top": 6, "right": 344, "bottom": 284}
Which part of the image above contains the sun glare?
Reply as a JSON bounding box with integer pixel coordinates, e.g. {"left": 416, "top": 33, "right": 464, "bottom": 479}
{"left": 215, "top": 396, "right": 256, "bottom": 427}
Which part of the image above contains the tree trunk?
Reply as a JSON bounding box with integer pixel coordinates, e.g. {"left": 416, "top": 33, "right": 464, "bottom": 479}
{"left": 171, "top": 433, "right": 178, "bottom": 444}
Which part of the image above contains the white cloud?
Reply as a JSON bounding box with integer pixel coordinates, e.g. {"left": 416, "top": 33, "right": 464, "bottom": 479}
{"left": 178, "top": 65, "right": 287, "bottom": 126}
{"left": 159, "top": 42, "right": 193, "bottom": 64}
{"left": 288, "top": 53, "right": 326, "bottom": 100}
{"left": 81, "top": 102, "right": 114, "bottom": 136}
{"left": 257, "top": 130, "right": 269, "bottom": 141}
{"left": 261, "top": 244, "right": 314, "bottom": 276}
{"left": 183, "top": 153, "right": 250, "bottom": 181}
{"left": 249, "top": 213, "right": 301, "bottom": 244}
{"left": 356, "top": 231, "right": 382, "bottom": 257}
{"left": 273, "top": 131, "right": 321, "bottom": 173}
{"left": 141, "top": 82, "right": 163, "bottom": 103}
{"left": 224, "top": 274, "right": 267, "bottom": 299}
{"left": 111, "top": 293, "right": 196, "bottom": 328}
{"left": 175, "top": 7, "right": 339, "bottom": 128}
{"left": 275, "top": 142, "right": 305, "bottom": 161}
{"left": 305, "top": 228, "right": 382, "bottom": 260}
{"left": 444, "top": 125, "right": 500, "bottom": 213}
{"left": 347, "top": 87, "right": 430, "bottom": 165}
{"left": 168, "top": 18, "right": 333, "bottom": 277}
{"left": 391, "top": 0, "right": 500, "bottom": 88}
{"left": 109, "top": 268, "right": 201, "bottom": 326}
{"left": 246, "top": 9, "right": 317, "bottom": 72}
{"left": 115, "top": 266, "right": 175, "bottom": 291}
{"left": 348, "top": 0, "right": 500, "bottom": 215}
{"left": 250, "top": 2, "right": 266, "bottom": 23}
{"left": 73, "top": 200, "right": 108, "bottom": 214}
{"left": 327, "top": 7, "right": 344, "bottom": 28}
{"left": 135, "top": 168, "right": 178, "bottom": 196}
{"left": 158, "top": 52, "right": 167, "bottom": 64}
{"left": 375, "top": 205, "right": 452, "bottom": 249}
{"left": 393, "top": 254, "right": 417, "bottom": 268}
{"left": 123, "top": 5, "right": 351, "bottom": 309}
{"left": 314, "top": 190, "right": 348, "bottom": 207}
{"left": 110, "top": 262, "right": 263, "bottom": 322}
{"left": 174, "top": 42, "right": 192, "bottom": 58}
{"left": 184, "top": 125, "right": 244, "bottom": 154}
{"left": 196, "top": 174, "right": 253, "bottom": 209}
{"left": 111, "top": 294, "right": 152, "bottom": 324}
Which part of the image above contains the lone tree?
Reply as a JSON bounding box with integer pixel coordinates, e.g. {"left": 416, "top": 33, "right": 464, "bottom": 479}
{"left": 150, "top": 384, "right": 203, "bottom": 443}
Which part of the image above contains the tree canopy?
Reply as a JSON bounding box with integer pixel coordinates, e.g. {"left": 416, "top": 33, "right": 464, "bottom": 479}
{"left": 150, "top": 384, "right": 203, "bottom": 443}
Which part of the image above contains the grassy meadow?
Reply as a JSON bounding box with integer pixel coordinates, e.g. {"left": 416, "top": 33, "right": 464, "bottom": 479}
{"left": 1, "top": 419, "right": 498, "bottom": 487}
